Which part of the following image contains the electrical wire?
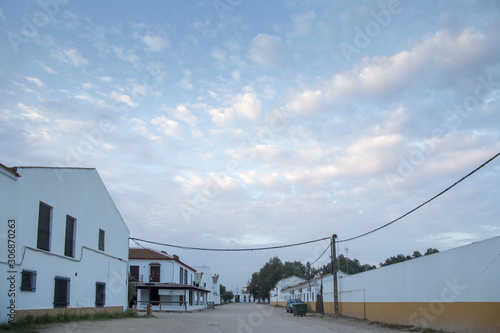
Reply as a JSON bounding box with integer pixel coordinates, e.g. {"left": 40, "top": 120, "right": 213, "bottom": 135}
{"left": 338, "top": 150, "right": 500, "bottom": 243}
{"left": 310, "top": 243, "right": 331, "bottom": 266}
{"left": 130, "top": 151, "right": 500, "bottom": 252}
{"left": 129, "top": 236, "right": 330, "bottom": 252}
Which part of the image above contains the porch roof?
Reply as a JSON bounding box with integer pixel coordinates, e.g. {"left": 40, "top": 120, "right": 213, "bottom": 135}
{"left": 136, "top": 282, "right": 210, "bottom": 293}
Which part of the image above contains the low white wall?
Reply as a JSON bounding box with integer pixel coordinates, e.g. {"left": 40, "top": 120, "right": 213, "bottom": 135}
{"left": 329, "top": 236, "right": 500, "bottom": 332}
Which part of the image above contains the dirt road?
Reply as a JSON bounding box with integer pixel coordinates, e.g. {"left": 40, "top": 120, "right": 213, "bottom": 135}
{"left": 40, "top": 303, "right": 411, "bottom": 333}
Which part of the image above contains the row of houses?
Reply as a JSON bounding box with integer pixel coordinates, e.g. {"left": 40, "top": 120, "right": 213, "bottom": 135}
{"left": 269, "top": 236, "right": 500, "bottom": 333}
{"left": 0, "top": 165, "right": 220, "bottom": 324}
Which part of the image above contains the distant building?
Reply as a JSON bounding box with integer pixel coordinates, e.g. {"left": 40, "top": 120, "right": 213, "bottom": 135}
{"left": 128, "top": 248, "right": 210, "bottom": 311}
{"left": 193, "top": 266, "right": 221, "bottom": 305}
{"left": 0, "top": 165, "right": 130, "bottom": 323}
{"left": 233, "top": 286, "right": 254, "bottom": 303}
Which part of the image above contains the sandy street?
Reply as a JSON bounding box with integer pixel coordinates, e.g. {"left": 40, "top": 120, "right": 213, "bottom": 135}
{"left": 39, "top": 303, "right": 413, "bottom": 333}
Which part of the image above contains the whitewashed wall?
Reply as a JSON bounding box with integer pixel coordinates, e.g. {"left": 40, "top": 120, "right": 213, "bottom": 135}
{"left": 321, "top": 236, "right": 500, "bottom": 332}
{"left": 193, "top": 266, "right": 220, "bottom": 304}
{"left": 0, "top": 167, "right": 130, "bottom": 323}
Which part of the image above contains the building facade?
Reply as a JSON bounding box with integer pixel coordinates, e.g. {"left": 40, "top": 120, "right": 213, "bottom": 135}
{"left": 271, "top": 237, "right": 500, "bottom": 333}
{"left": 0, "top": 165, "right": 130, "bottom": 323}
{"left": 129, "top": 248, "right": 210, "bottom": 311}
{"left": 193, "top": 266, "right": 221, "bottom": 305}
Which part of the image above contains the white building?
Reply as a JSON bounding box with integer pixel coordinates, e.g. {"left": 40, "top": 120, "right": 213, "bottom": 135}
{"left": 129, "top": 248, "right": 210, "bottom": 311}
{"left": 193, "top": 266, "right": 221, "bottom": 305}
{"left": 0, "top": 165, "right": 130, "bottom": 323}
{"left": 233, "top": 286, "right": 254, "bottom": 303}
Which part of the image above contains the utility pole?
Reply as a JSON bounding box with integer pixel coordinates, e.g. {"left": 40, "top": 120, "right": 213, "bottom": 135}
{"left": 331, "top": 234, "right": 339, "bottom": 316}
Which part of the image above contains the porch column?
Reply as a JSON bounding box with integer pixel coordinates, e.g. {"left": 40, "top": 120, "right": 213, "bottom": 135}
{"left": 184, "top": 289, "right": 187, "bottom": 312}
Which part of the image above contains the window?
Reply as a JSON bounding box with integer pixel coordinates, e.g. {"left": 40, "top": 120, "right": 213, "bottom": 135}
{"left": 130, "top": 266, "right": 139, "bottom": 281}
{"left": 150, "top": 265, "right": 160, "bottom": 282}
{"left": 179, "top": 268, "right": 183, "bottom": 284}
{"left": 54, "top": 277, "right": 70, "bottom": 308}
{"left": 64, "top": 215, "right": 76, "bottom": 257}
{"left": 37, "top": 202, "right": 52, "bottom": 251}
{"left": 21, "top": 270, "right": 37, "bottom": 292}
{"left": 95, "top": 282, "right": 106, "bottom": 307}
{"left": 98, "top": 229, "right": 105, "bottom": 251}
{"left": 184, "top": 270, "right": 187, "bottom": 285}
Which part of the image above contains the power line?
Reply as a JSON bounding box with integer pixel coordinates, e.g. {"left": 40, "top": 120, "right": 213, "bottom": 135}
{"left": 311, "top": 242, "right": 331, "bottom": 266}
{"left": 338, "top": 150, "right": 500, "bottom": 243}
{"left": 130, "top": 151, "right": 500, "bottom": 252}
{"left": 130, "top": 236, "right": 330, "bottom": 252}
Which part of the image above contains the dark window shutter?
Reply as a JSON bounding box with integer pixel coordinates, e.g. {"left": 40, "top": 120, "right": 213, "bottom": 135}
{"left": 98, "top": 229, "right": 105, "bottom": 251}
{"left": 54, "top": 277, "right": 70, "bottom": 308}
{"left": 37, "top": 202, "right": 51, "bottom": 251}
{"left": 96, "top": 282, "right": 106, "bottom": 307}
{"left": 64, "top": 216, "right": 76, "bottom": 257}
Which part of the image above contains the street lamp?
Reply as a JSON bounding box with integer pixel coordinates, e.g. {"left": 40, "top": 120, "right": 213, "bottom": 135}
{"left": 320, "top": 270, "right": 324, "bottom": 315}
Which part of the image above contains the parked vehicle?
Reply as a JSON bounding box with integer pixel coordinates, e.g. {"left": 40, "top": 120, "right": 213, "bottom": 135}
{"left": 286, "top": 298, "right": 304, "bottom": 313}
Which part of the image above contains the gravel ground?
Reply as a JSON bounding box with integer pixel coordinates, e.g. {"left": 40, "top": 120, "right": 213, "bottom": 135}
{"left": 39, "top": 303, "right": 415, "bottom": 333}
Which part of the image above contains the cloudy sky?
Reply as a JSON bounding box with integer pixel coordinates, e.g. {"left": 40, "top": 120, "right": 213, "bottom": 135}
{"left": 1, "top": 0, "right": 500, "bottom": 290}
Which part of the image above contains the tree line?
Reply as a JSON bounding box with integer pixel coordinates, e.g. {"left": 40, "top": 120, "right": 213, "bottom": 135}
{"left": 246, "top": 248, "right": 439, "bottom": 301}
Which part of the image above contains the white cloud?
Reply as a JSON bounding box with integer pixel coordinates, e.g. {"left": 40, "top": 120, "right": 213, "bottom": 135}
{"left": 180, "top": 70, "right": 193, "bottom": 90}
{"left": 288, "top": 11, "right": 316, "bottom": 38}
{"left": 208, "top": 107, "right": 234, "bottom": 127}
{"left": 328, "top": 28, "right": 493, "bottom": 101}
{"left": 100, "top": 76, "right": 113, "bottom": 82}
{"left": 34, "top": 61, "right": 57, "bottom": 74}
{"left": 73, "top": 93, "right": 96, "bottom": 103}
{"left": 231, "top": 92, "right": 262, "bottom": 122}
{"left": 81, "top": 82, "right": 94, "bottom": 89}
{"left": 0, "top": 8, "right": 4, "bottom": 20}
{"left": 248, "top": 34, "right": 285, "bottom": 67}
{"left": 286, "top": 90, "right": 324, "bottom": 115}
{"left": 143, "top": 33, "right": 169, "bottom": 52}
{"left": 110, "top": 91, "right": 139, "bottom": 108}
{"left": 151, "top": 116, "right": 182, "bottom": 139}
{"left": 113, "top": 46, "right": 139, "bottom": 64}
{"left": 18, "top": 103, "right": 47, "bottom": 121}
{"left": 171, "top": 104, "right": 199, "bottom": 125}
{"left": 26, "top": 77, "right": 45, "bottom": 87}
{"left": 51, "top": 47, "right": 88, "bottom": 67}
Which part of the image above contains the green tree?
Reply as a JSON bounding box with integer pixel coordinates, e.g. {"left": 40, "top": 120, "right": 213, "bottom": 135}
{"left": 424, "top": 248, "right": 439, "bottom": 255}
{"left": 222, "top": 290, "right": 234, "bottom": 303}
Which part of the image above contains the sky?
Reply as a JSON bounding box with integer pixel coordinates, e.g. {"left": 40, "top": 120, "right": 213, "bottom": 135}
{"left": 1, "top": 0, "right": 500, "bottom": 291}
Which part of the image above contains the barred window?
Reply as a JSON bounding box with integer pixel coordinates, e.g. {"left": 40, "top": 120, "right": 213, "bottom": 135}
{"left": 21, "top": 270, "right": 37, "bottom": 292}
{"left": 130, "top": 266, "right": 139, "bottom": 281}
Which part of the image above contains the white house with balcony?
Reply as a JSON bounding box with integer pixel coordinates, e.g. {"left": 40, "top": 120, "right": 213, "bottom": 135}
{"left": 128, "top": 248, "right": 210, "bottom": 311}
{"left": 0, "top": 164, "right": 130, "bottom": 324}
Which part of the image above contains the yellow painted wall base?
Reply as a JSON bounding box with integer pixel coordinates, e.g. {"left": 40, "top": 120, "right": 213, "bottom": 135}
{"left": 333, "top": 301, "right": 500, "bottom": 333}
{"left": 16, "top": 306, "right": 124, "bottom": 321}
